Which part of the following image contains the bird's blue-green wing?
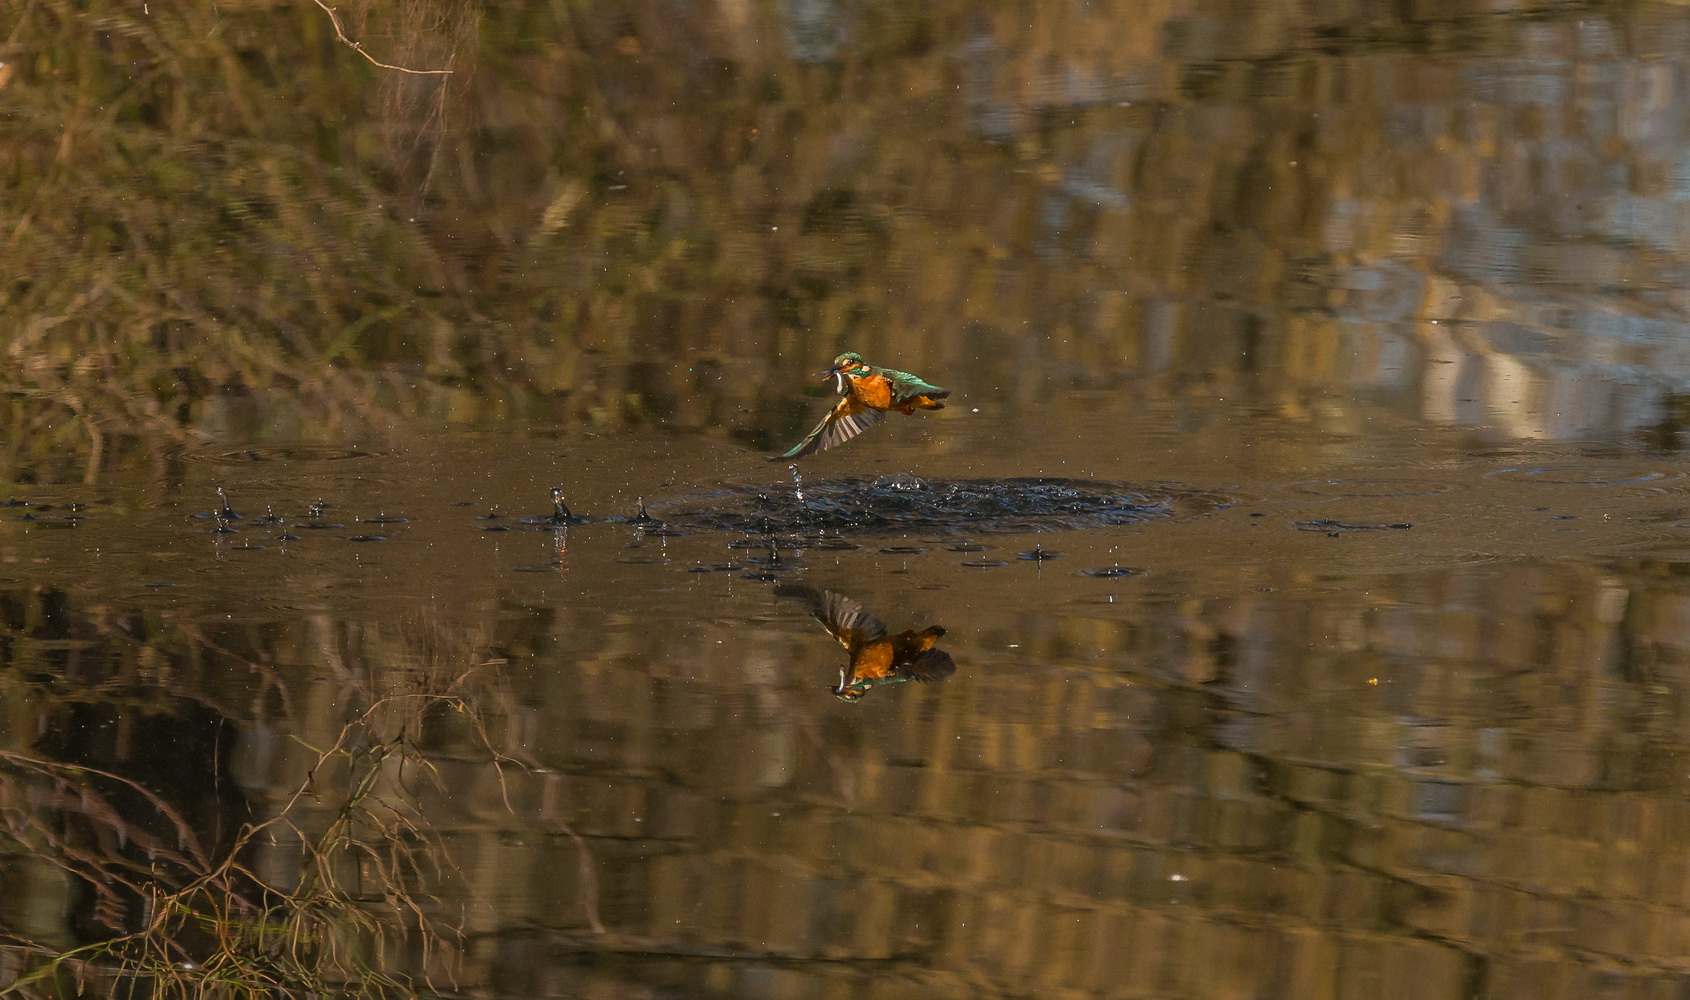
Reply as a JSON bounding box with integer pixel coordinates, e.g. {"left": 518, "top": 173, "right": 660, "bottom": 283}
{"left": 880, "top": 368, "right": 950, "bottom": 404}
{"left": 769, "top": 396, "right": 886, "bottom": 460}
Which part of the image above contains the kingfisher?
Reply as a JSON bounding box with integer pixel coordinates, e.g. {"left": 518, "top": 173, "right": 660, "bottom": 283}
{"left": 770, "top": 352, "right": 950, "bottom": 460}
{"left": 776, "top": 584, "right": 956, "bottom": 701}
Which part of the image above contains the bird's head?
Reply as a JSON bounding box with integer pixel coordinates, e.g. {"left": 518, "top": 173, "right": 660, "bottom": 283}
{"left": 821, "top": 352, "right": 869, "bottom": 393}
{"left": 830, "top": 668, "right": 872, "bottom": 702}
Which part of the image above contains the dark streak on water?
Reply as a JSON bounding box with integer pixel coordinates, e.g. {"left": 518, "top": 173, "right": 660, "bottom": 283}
{"left": 655, "top": 476, "right": 1225, "bottom": 536}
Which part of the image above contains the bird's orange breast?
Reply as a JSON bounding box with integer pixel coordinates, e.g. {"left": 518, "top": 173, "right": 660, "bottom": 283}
{"left": 850, "top": 641, "right": 898, "bottom": 680}
{"left": 847, "top": 373, "right": 894, "bottom": 410}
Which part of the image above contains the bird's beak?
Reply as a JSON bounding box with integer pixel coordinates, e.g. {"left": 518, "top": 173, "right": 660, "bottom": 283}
{"left": 817, "top": 365, "right": 839, "bottom": 380}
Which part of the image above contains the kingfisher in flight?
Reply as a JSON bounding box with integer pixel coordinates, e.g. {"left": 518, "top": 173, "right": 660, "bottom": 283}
{"left": 776, "top": 584, "right": 957, "bottom": 701}
{"left": 770, "top": 352, "right": 949, "bottom": 460}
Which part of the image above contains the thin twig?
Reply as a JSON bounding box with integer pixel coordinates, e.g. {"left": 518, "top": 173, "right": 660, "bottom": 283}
{"left": 562, "top": 822, "right": 606, "bottom": 935}
{"left": 539, "top": 774, "right": 606, "bottom": 934}
{"left": 308, "top": 0, "right": 453, "bottom": 76}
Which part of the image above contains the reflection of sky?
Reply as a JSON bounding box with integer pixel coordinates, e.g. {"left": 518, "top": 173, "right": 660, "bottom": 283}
{"left": 781, "top": 0, "right": 846, "bottom": 63}
{"left": 955, "top": 5, "right": 1690, "bottom": 442}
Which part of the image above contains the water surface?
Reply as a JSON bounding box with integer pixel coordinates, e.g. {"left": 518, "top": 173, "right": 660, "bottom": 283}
{"left": 6, "top": 2, "right": 1690, "bottom": 998}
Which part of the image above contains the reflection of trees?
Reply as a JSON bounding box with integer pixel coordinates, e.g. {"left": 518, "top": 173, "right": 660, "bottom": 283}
{"left": 5, "top": 550, "right": 1690, "bottom": 995}
{"left": 519, "top": 558, "right": 1690, "bottom": 997}
{"left": 0, "top": 592, "right": 599, "bottom": 998}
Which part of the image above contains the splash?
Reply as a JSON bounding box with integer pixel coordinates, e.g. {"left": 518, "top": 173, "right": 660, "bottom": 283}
{"left": 789, "top": 462, "right": 806, "bottom": 508}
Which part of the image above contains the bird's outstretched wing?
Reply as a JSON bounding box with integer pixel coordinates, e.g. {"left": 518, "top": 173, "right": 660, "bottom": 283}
{"left": 775, "top": 584, "right": 888, "bottom": 649}
{"left": 770, "top": 396, "right": 886, "bottom": 460}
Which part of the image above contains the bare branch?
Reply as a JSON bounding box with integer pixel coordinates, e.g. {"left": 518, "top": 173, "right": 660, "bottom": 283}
{"left": 308, "top": 0, "right": 453, "bottom": 76}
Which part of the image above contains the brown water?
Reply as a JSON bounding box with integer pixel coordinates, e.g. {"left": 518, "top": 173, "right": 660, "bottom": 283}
{"left": 6, "top": 1, "right": 1690, "bottom": 998}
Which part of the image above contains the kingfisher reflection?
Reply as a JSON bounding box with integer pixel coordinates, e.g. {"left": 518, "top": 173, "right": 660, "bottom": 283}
{"left": 775, "top": 584, "right": 957, "bottom": 701}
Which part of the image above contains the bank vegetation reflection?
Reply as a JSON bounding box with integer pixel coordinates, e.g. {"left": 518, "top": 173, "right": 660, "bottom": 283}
{"left": 0, "top": 554, "right": 1689, "bottom": 995}
{"left": 0, "top": 606, "right": 599, "bottom": 1000}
